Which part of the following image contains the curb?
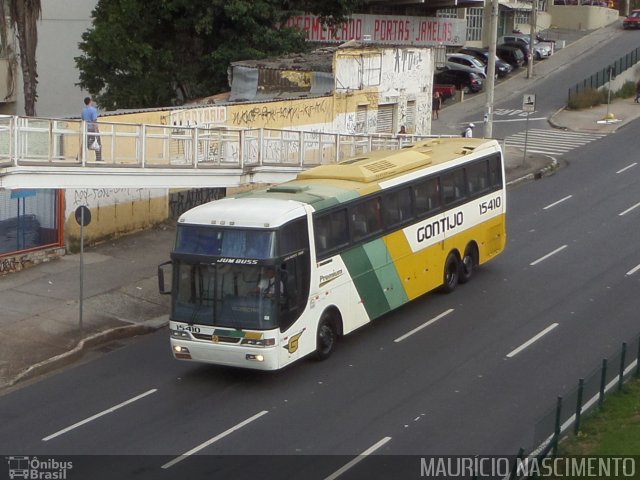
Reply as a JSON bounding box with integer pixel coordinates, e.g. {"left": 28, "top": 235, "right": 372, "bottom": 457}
{"left": 4, "top": 316, "right": 169, "bottom": 390}
{"left": 507, "top": 155, "right": 559, "bottom": 187}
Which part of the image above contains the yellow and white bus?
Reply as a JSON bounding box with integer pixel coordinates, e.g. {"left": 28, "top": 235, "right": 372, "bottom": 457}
{"left": 159, "top": 137, "right": 507, "bottom": 370}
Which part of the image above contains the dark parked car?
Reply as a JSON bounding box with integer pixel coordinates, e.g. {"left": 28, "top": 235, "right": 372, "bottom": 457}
{"left": 458, "top": 47, "right": 514, "bottom": 78}
{"left": 623, "top": 9, "right": 640, "bottom": 29}
{"left": 434, "top": 68, "right": 484, "bottom": 93}
{"left": 496, "top": 44, "right": 526, "bottom": 69}
{"left": 498, "top": 41, "right": 532, "bottom": 63}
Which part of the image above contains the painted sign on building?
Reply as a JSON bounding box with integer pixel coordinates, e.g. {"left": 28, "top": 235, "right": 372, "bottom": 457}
{"left": 285, "top": 13, "right": 466, "bottom": 46}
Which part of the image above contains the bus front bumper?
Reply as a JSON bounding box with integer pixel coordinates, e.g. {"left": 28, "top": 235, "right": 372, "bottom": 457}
{"left": 170, "top": 338, "right": 280, "bottom": 370}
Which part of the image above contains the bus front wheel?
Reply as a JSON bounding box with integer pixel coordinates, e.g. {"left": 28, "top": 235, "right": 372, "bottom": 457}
{"left": 315, "top": 315, "right": 337, "bottom": 361}
{"left": 441, "top": 253, "right": 460, "bottom": 293}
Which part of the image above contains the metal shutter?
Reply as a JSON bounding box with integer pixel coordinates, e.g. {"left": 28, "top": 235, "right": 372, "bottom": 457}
{"left": 376, "top": 104, "right": 395, "bottom": 133}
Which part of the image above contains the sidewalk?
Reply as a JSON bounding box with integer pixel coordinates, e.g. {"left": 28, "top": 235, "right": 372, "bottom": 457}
{"left": 2, "top": 27, "right": 640, "bottom": 393}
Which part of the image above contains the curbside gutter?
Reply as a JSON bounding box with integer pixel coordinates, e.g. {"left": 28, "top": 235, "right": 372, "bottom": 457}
{"left": 4, "top": 316, "right": 169, "bottom": 390}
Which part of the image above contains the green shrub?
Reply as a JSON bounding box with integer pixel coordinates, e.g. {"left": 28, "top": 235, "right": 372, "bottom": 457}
{"left": 615, "top": 80, "right": 637, "bottom": 99}
{"left": 568, "top": 88, "right": 605, "bottom": 109}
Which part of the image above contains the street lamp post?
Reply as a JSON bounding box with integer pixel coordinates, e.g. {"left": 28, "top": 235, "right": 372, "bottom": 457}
{"left": 484, "top": 0, "right": 499, "bottom": 139}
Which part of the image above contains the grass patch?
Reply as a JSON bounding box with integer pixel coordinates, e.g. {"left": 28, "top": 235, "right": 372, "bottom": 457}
{"left": 559, "top": 377, "right": 640, "bottom": 454}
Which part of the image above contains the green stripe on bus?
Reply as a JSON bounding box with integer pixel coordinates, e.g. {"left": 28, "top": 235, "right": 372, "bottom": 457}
{"left": 342, "top": 245, "right": 389, "bottom": 319}
{"left": 362, "top": 239, "right": 408, "bottom": 312}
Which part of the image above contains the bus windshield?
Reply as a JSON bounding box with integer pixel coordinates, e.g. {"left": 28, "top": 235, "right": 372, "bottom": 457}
{"left": 175, "top": 224, "right": 275, "bottom": 259}
{"left": 172, "top": 260, "right": 283, "bottom": 330}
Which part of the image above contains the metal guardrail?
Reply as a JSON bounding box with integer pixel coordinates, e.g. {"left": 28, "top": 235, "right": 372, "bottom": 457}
{"left": 0, "top": 114, "right": 445, "bottom": 171}
{"left": 568, "top": 46, "right": 640, "bottom": 101}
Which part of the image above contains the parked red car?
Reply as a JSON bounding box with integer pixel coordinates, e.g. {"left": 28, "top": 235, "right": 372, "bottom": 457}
{"left": 623, "top": 9, "right": 640, "bottom": 29}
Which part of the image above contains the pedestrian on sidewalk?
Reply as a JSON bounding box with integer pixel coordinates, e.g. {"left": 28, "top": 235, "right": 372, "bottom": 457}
{"left": 432, "top": 92, "right": 441, "bottom": 120}
{"left": 82, "top": 96, "right": 102, "bottom": 161}
{"left": 635, "top": 80, "right": 640, "bottom": 103}
{"left": 463, "top": 123, "right": 474, "bottom": 138}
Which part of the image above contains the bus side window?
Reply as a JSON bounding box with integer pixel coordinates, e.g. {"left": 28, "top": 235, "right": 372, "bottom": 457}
{"left": 489, "top": 155, "right": 503, "bottom": 188}
{"left": 414, "top": 177, "right": 440, "bottom": 217}
{"left": 466, "top": 160, "right": 490, "bottom": 196}
{"left": 441, "top": 169, "right": 466, "bottom": 205}
{"left": 314, "top": 209, "right": 348, "bottom": 255}
{"left": 382, "top": 187, "right": 412, "bottom": 227}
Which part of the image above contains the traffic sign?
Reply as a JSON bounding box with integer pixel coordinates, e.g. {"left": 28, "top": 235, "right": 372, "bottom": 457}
{"left": 75, "top": 205, "right": 92, "bottom": 226}
{"left": 523, "top": 94, "right": 536, "bottom": 112}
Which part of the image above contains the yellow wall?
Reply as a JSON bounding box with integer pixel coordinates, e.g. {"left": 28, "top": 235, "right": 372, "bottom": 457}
{"left": 64, "top": 190, "right": 168, "bottom": 250}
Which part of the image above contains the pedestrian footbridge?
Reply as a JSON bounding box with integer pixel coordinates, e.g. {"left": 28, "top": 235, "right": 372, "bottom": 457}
{"left": 0, "top": 115, "right": 435, "bottom": 189}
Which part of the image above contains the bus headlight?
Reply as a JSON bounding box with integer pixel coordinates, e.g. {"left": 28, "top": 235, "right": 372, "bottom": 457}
{"left": 173, "top": 345, "right": 192, "bottom": 359}
{"left": 171, "top": 329, "right": 190, "bottom": 339}
{"left": 246, "top": 354, "right": 265, "bottom": 362}
{"left": 241, "top": 338, "right": 276, "bottom": 347}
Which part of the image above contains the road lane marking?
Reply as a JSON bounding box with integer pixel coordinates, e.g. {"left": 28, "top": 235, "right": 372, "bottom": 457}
{"left": 529, "top": 245, "right": 568, "bottom": 266}
{"left": 161, "top": 410, "right": 269, "bottom": 469}
{"left": 394, "top": 309, "right": 454, "bottom": 343}
{"left": 324, "top": 436, "right": 392, "bottom": 480}
{"left": 616, "top": 162, "right": 637, "bottom": 174}
{"left": 619, "top": 201, "right": 640, "bottom": 216}
{"left": 42, "top": 389, "right": 157, "bottom": 441}
{"left": 506, "top": 323, "right": 559, "bottom": 358}
{"left": 626, "top": 264, "right": 640, "bottom": 276}
{"left": 543, "top": 195, "right": 572, "bottom": 210}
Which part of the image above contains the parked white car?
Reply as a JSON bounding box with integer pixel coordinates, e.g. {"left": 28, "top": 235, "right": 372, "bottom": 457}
{"left": 444, "top": 53, "right": 488, "bottom": 78}
{"left": 498, "top": 34, "right": 553, "bottom": 60}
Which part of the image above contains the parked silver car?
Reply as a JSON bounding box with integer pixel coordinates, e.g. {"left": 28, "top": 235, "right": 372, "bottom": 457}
{"left": 498, "top": 34, "right": 553, "bottom": 60}
{"left": 444, "top": 53, "right": 488, "bottom": 78}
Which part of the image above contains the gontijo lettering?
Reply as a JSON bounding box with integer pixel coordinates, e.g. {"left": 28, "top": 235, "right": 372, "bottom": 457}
{"left": 417, "top": 211, "right": 463, "bottom": 242}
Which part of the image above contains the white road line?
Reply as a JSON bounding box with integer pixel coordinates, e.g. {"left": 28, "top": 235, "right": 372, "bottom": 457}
{"left": 619, "top": 201, "right": 640, "bottom": 216}
{"left": 616, "top": 162, "right": 637, "bottom": 174}
{"left": 161, "top": 410, "right": 269, "bottom": 469}
{"left": 492, "top": 117, "right": 548, "bottom": 123}
{"left": 543, "top": 195, "right": 572, "bottom": 210}
{"left": 324, "top": 437, "right": 392, "bottom": 480}
{"left": 42, "top": 389, "right": 157, "bottom": 442}
{"left": 529, "top": 245, "right": 568, "bottom": 266}
{"left": 394, "top": 309, "right": 454, "bottom": 343}
{"left": 506, "top": 323, "right": 559, "bottom": 358}
{"left": 626, "top": 264, "right": 640, "bottom": 276}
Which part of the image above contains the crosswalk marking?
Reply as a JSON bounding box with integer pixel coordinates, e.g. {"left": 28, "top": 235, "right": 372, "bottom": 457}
{"left": 505, "top": 129, "right": 607, "bottom": 155}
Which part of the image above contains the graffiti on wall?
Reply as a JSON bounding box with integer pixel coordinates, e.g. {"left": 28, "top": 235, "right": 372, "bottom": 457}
{"left": 0, "top": 255, "right": 27, "bottom": 274}
{"left": 169, "top": 188, "right": 226, "bottom": 219}
{"left": 71, "top": 188, "right": 147, "bottom": 208}
{"left": 231, "top": 100, "right": 328, "bottom": 127}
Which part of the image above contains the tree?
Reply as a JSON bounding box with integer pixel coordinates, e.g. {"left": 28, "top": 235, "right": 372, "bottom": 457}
{"left": 0, "top": 0, "right": 42, "bottom": 116}
{"left": 75, "top": 0, "right": 365, "bottom": 110}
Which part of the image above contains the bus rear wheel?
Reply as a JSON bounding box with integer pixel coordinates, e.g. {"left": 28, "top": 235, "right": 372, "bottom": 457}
{"left": 459, "top": 244, "right": 477, "bottom": 284}
{"left": 315, "top": 315, "right": 337, "bottom": 361}
{"left": 441, "top": 253, "right": 460, "bottom": 293}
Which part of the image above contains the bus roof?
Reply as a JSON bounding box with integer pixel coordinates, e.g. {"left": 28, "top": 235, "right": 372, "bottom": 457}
{"left": 179, "top": 137, "right": 501, "bottom": 227}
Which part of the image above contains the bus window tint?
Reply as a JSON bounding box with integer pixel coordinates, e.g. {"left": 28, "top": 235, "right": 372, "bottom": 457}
{"left": 466, "top": 160, "right": 490, "bottom": 196}
{"left": 314, "top": 208, "right": 348, "bottom": 255}
{"left": 489, "top": 155, "right": 503, "bottom": 187}
{"left": 351, "top": 197, "right": 382, "bottom": 240}
{"left": 414, "top": 177, "right": 440, "bottom": 217}
{"left": 441, "top": 169, "right": 466, "bottom": 205}
{"left": 382, "top": 188, "right": 412, "bottom": 228}
{"left": 175, "top": 225, "right": 275, "bottom": 259}
{"left": 279, "top": 218, "right": 309, "bottom": 255}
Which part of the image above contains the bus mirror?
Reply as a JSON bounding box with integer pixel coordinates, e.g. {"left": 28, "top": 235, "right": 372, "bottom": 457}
{"left": 158, "top": 261, "right": 172, "bottom": 294}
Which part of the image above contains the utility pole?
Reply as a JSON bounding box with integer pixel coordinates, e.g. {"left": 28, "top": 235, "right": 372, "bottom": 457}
{"left": 527, "top": 0, "right": 538, "bottom": 79}
{"left": 484, "top": 0, "right": 499, "bottom": 139}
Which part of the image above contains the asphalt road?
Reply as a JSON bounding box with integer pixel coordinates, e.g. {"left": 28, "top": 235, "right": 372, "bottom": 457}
{"left": 3, "top": 29, "right": 640, "bottom": 480}
{"left": 2, "top": 120, "right": 639, "bottom": 479}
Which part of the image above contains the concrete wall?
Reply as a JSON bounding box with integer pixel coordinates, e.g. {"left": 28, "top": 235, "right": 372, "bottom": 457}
{"left": 548, "top": 5, "right": 620, "bottom": 30}
{"left": 64, "top": 188, "right": 169, "bottom": 250}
